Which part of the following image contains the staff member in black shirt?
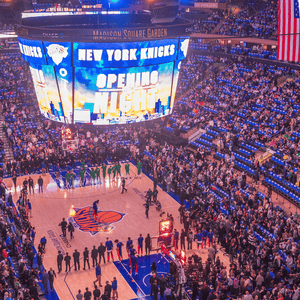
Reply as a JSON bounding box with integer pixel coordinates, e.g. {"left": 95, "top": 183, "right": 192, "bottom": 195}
{"left": 83, "top": 247, "right": 90, "bottom": 270}
{"left": 84, "top": 287, "right": 92, "bottom": 300}
{"left": 38, "top": 176, "right": 43, "bottom": 193}
{"left": 64, "top": 252, "right": 71, "bottom": 272}
{"left": 73, "top": 249, "right": 80, "bottom": 271}
{"left": 28, "top": 176, "right": 34, "bottom": 194}
{"left": 91, "top": 245, "right": 98, "bottom": 267}
{"left": 93, "top": 285, "right": 101, "bottom": 300}
{"left": 59, "top": 218, "right": 67, "bottom": 237}
{"left": 57, "top": 251, "right": 63, "bottom": 273}
{"left": 145, "top": 233, "right": 151, "bottom": 256}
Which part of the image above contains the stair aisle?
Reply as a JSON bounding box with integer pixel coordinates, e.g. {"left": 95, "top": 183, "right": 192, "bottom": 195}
{"left": 0, "top": 113, "right": 14, "bottom": 163}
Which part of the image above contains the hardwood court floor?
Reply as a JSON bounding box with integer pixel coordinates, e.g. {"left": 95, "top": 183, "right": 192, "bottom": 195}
{"left": 4, "top": 163, "right": 230, "bottom": 300}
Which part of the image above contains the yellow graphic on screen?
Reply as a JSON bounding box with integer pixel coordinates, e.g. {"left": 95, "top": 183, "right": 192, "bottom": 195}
{"left": 29, "top": 65, "right": 65, "bottom": 122}
{"left": 74, "top": 64, "right": 173, "bottom": 124}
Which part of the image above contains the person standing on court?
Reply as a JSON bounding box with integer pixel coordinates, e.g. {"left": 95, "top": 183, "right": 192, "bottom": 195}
{"left": 30, "top": 227, "right": 36, "bottom": 246}
{"left": 37, "top": 252, "right": 43, "bottom": 273}
{"left": 101, "top": 291, "right": 110, "bottom": 300}
{"left": 115, "top": 240, "right": 123, "bottom": 261}
{"left": 101, "top": 163, "right": 107, "bottom": 179}
{"left": 76, "top": 290, "right": 83, "bottom": 300}
{"left": 145, "top": 233, "right": 151, "bottom": 256}
{"left": 42, "top": 269, "right": 49, "bottom": 294}
{"left": 126, "top": 237, "right": 133, "bottom": 257}
{"left": 84, "top": 287, "right": 92, "bottom": 300}
{"left": 104, "top": 281, "right": 112, "bottom": 299}
{"left": 68, "top": 222, "right": 74, "bottom": 240}
{"left": 27, "top": 199, "right": 32, "bottom": 218}
{"left": 105, "top": 237, "right": 114, "bottom": 262}
{"left": 38, "top": 176, "right": 43, "bottom": 193}
{"left": 12, "top": 171, "right": 17, "bottom": 191}
{"left": 64, "top": 252, "right": 71, "bottom": 272}
{"left": 138, "top": 234, "right": 144, "bottom": 257}
{"left": 70, "top": 170, "right": 75, "bottom": 188}
{"left": 93, "top": 285, "right": 101, "bottom": 300}
{"left": 160, "top": 274, "right": 167, "bottom": 298}
{"left": 48, "top": 268, "right": 56, "bottom": 292}
{"left": 144, "top": 201, "right": 149, "bottom": 218}
{"left": 150, "top": 272, "right": 158, "bottom": 297}
{"left": 98, "top": 242, "right": 106, "bottom": 264}
{"left": 7, "top": 192, "right": 12, "bottom": 207}
{"left": 73, "top": 249, "right": 80, "bottom": 271}
{"left": 112, "top": 165, "right": 117, "bottom": 179}
{"left": 79, "top": 167, "right": 85, "bottom": 187}
{"left": 121, "top": 177, "right": 127, "bottom": 194}
{"left": 93, "top": 263, "right": 102, "bottom": 287}
{"left": 92, "top": 200, "right": 99, "bottom": 219}
{"left": 91, "top": 245, "right": 98, "bottom": 267}
{"left": 137, "top": 160, "right": 142, "bottom": 178}
{"left": 90, "top": 168, "right": 96, "bottom": 185}
{"left": 57, "top": 251, "right": 63, "bottom": 273}
{"left": 112, "top": 277, "right": 118, "bottom": 300}
{"left": 28, "top": 176, "right": 34, "bottom": 194}
{"left": 83, "top": 247, "right": 90, "bottom": 270}
{"left": 125, "top": 163, "right": 130, "bottom": 176}
{"left": 108, "top": 165, "right": 112, "bottom": 180}
{"left": 28, "top": 249, "right": 34, "bottom": 269}
{"left": 130, "top": 253, "right": 138, "bottom": 275}
{"left": 59, "top": 218, "right": 67, "bottom": 237}
{"left": 65, "top": 171, "right": 70, "bottom": 189}
{"left": 95, "top": 166, "right": 100, "bottom": 184}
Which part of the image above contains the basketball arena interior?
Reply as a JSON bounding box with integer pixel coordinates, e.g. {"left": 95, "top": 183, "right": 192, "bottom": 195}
{"left": 0, "top": 0, "right": 300, "bottom": 299}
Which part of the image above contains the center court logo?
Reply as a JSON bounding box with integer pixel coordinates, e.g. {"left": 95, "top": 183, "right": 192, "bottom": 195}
{"left": 47, "top": 44, "right": 69, "bottom": 65}
{"left": 68, "top": 206, "right": 125, "bottom": 236}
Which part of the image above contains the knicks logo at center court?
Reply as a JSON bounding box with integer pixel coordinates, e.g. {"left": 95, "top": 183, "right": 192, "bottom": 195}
{"left": 68, "top": 206, "right": 125, "bottom": 235}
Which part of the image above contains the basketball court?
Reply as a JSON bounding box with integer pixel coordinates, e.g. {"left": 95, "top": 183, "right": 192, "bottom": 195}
{"left": 4, "top": 163, "right": 230, "bottom": 300}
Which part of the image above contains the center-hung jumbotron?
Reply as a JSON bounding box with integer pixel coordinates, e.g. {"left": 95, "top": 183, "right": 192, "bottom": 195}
{"left": 15, "top": 2, "right": 192, "bottom": 125}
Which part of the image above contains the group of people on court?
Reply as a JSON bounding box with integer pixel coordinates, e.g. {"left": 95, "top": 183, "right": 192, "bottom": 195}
{"left": 64, "top": 161, "right": 133, "bottom": 189}
{"left": 56, "top": 233, "right": 152, "bottom": 274}
{"left": 56, "top": 234, "right": 154, "bottom": 300}
{"left": 11, "top": 174, "right": 45, "bottom": 194}
{"left": 76, "top": 277, "right": 118, "bottom": 300}
{"left": 144, "top": 187, "right": 161, "bottom": 218}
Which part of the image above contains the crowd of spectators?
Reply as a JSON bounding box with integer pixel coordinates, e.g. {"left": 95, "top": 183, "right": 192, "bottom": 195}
{"left": 140, "top": 138, "right": 300, "bottom": 300}
{"left": 191, "top": 12, "right": 221, "bottom": 34}
{"left": 192, "top": 19, "right": 219, "bottom": 34}
{"left": 0, "top": 182, "right": 49, "bottom": 300}
{"left": 189, "top": 41, "right": 278, "bottom": 60}
{"left": 165, "top": 51, "right": 300, "bottom": 209}
{"left": 217, "top": 0, "right": 278, "bottom": 40}
{"left": 186, "top": 0, "right": 278, "bottom": 40}
{"left": 194, "top": 0, "right": 226, "bottom": 3}
{"left": 1, "top": 49, "right": 300, "bottom": 187}
{"left": 169, "top": 54, "right": 300, "bottom": 150}
{"left": 0, "top": 23, "right": 14, "bottom": 32}
{"left": 0, "top": 39, "right": 18, "bottom": 50}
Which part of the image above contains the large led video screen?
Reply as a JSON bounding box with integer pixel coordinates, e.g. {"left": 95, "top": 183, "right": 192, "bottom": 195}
{"left": 18, "top": 37, "right": 190, "bottom": 124}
